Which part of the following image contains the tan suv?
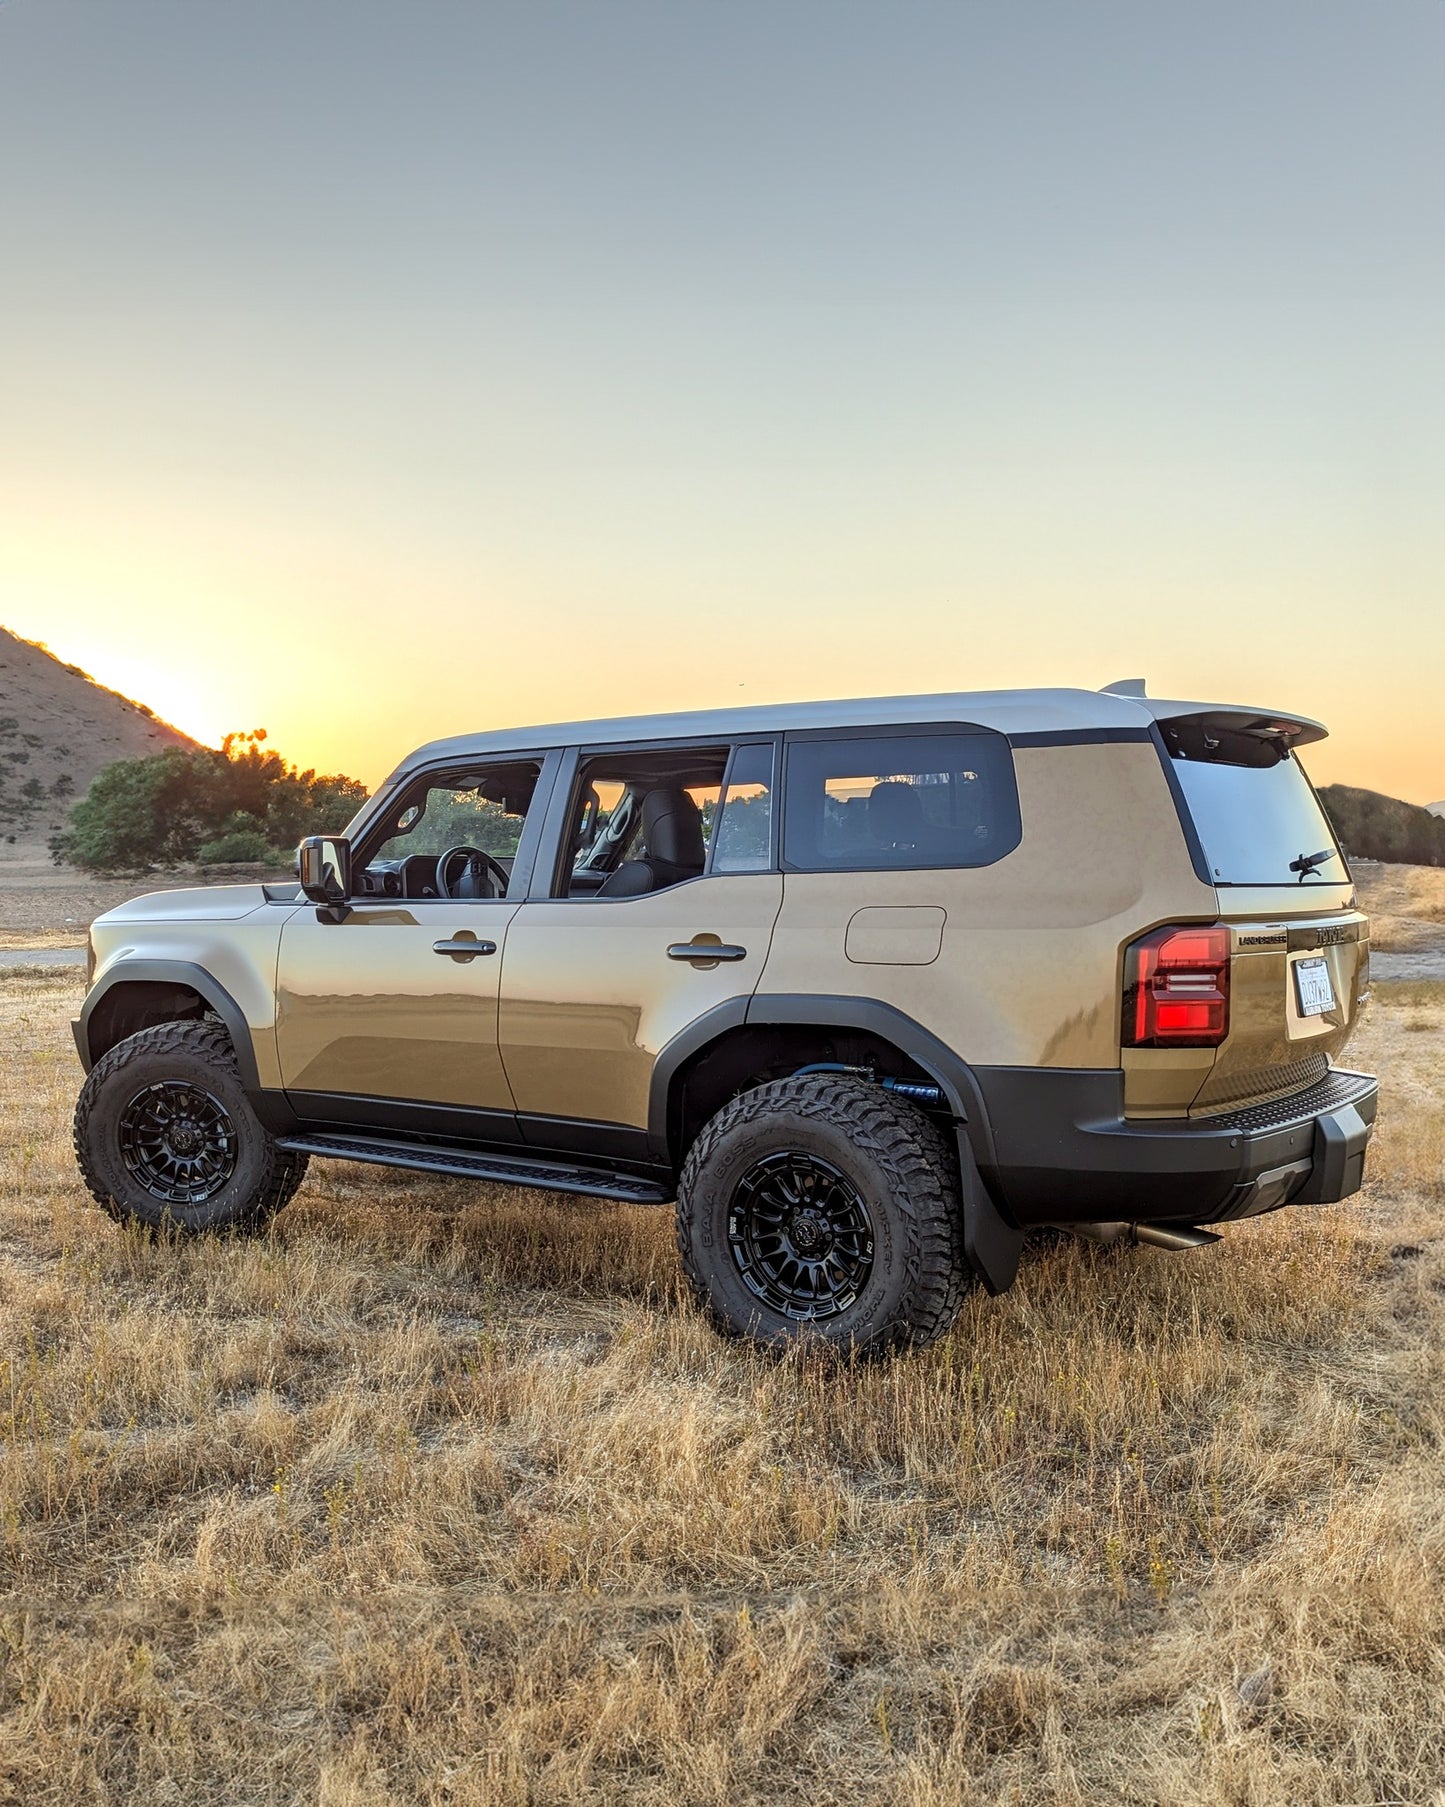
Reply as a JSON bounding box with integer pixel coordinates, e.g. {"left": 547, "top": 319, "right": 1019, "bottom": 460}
{"left": 71, "top": 685, "right": 1377, "bottom": 1352}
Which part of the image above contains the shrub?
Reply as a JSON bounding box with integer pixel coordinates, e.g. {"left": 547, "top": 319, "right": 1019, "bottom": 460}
{"left": 196, "top": 812, "right": 282, "bottom": 865}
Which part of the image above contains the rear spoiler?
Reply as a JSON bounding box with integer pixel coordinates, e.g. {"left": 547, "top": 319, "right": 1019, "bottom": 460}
{"left": 1100, "top": 683, "right": 1328, "bottom": 750}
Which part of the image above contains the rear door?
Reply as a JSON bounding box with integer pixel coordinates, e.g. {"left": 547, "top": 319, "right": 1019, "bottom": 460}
{"left": 498, "top": 740, "right": 782, "bottom": 1139}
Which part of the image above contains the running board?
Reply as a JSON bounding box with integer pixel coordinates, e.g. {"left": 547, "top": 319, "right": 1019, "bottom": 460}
{"left": 275, "top": 1132, "right": 673, "bottom": 1205}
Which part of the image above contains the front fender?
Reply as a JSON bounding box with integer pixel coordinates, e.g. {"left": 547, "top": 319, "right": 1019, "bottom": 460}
{"left": 76, "top": 960, "right": 264, "bottom": 1089}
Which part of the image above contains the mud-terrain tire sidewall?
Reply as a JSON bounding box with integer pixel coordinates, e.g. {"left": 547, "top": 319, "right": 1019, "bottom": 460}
{"left": 676, "top": 1075, "right": 969, "bottom": 1353}
{"left": 74, "top": 1021, "right": 306, "bottom": 1233}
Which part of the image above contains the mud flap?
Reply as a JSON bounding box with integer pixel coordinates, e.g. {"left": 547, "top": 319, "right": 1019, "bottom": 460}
{"left": 956, "top": 1127, "right": 1023, "bottom": 1295}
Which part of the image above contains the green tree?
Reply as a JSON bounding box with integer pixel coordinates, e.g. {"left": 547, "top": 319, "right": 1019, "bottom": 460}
{"left": 50, "top": 732, "right": 369, "bottom": 873}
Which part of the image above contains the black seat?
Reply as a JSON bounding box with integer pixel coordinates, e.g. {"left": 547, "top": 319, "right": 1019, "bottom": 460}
{"left": 868, "top": 780, "right": 925, "bottom": 851}
{"left": 597, "top": 787, "right": 707, "bottom": 897}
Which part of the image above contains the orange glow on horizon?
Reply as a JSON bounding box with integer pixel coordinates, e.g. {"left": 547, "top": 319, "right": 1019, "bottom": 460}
{"left": 7, "top": 602, "right": 1441, "bottom": 810}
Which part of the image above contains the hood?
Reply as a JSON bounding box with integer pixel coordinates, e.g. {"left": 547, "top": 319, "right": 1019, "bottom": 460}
{"left": 93, "top": 884, "right": 274, "bottom": 927}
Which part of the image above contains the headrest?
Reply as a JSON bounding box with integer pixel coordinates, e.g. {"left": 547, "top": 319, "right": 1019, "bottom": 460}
{"left": 868, "top": 780, "right": 924, "bottom": 847}
{"left": 642, "top": 786, "right": 706, "bottom": 870}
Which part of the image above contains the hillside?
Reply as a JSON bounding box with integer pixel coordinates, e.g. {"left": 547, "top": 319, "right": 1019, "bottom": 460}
{"left": 1318, "top": 783, "right": 1445, "bottom": 868}
{"left": 0, "top": 626, "right": 200, "bottom": 849}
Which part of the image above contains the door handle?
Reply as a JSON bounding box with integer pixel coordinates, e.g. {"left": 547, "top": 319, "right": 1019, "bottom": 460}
{"left": 667, "top": 940, "right": 747, "bottom": 965}
{"left": 433, "top": 937, "right": 497, "bottom": 960}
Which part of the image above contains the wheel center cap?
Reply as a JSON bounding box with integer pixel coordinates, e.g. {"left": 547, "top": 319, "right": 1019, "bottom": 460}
{"left": 169, "top": 1124, "right": 200, "bottom": 1154}
{"left": 790, "top": 1210, "right": 826, "bottom": 1254}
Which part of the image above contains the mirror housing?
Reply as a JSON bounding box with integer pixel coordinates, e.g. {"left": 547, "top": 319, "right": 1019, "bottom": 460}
{"left": 298, "top": 836, "right": 352, "bottom": 908}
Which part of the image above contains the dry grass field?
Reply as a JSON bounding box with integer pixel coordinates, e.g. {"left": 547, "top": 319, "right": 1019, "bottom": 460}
{"left": 1353, "top": 863, "right": 1445, "bottom": 954}
{"left": 1, "top": 965, "right": 1442, "bottom": 1806}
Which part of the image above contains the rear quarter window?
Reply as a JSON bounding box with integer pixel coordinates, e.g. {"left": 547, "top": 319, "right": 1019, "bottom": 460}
{"left": 781, "top": 730, "right": 1021, "bottom": 872}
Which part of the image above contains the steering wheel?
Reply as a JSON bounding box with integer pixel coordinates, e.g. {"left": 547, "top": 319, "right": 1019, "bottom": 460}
{"left": 434, "top": 845, "right": 510, "bottom": 900}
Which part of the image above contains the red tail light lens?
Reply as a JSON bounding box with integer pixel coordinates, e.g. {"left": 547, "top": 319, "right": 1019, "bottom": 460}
{"left": 1122, "top": 924, "right": 1230, "bottom": 1048}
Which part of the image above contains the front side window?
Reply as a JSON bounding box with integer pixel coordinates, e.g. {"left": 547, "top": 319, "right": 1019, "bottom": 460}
{"left": 782, "top": 731, "right": 1020, "bottom": 872}
{"left": 363, "top": 759, "right": 542, "bottom": 898}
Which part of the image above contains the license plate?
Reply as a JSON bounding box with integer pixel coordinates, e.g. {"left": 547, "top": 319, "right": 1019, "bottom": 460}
{"left": 1294, "top": 956, "right": 1336, "bottom": 1017}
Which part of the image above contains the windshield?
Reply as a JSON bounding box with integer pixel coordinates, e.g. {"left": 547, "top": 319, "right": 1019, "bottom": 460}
{"left": 1170, "top": 746, "right": 1348, "bottom": 886}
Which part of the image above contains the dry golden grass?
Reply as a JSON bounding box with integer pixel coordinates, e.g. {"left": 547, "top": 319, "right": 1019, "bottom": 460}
{"left": 1, "top": 965, "right": 1442, "bottom": 1805}
{"left": 1353, "top": 862, "right": 1445, "bottom": 954}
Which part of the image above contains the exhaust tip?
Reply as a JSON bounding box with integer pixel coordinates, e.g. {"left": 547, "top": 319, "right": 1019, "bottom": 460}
{"left": 1132, "top": 1222, "right": 1222, "bottom": 1251}
{"left": 1066, "top": 1221, "right": 1222, "bottom": 1252}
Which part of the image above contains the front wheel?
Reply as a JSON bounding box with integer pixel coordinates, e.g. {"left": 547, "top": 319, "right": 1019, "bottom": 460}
{"left": 73, "top": 1021, "right": 308, "bottom": 1233}
{"left": 675, "top": 1074, "right": 971, "bottom": 1353}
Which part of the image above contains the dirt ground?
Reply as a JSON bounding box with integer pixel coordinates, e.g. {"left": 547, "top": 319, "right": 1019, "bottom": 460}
{"left": 0, "top": 850, "right": 289, "bottom": 938}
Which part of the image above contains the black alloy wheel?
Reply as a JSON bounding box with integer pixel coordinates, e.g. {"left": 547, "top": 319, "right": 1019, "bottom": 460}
{"left": 727, "top": 1150, "right": 875, "bottom": 1320}
{"left": 117, "top": 1079, "right": 239, "bottom": 1206}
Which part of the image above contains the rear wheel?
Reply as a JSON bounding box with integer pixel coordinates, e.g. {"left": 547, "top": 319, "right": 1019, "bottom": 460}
{"left": 74, "top": 1021, "right": 308, "bottom": 1233}
{"left": 675, "top": 1073, "right": 971, "bottom": 1353}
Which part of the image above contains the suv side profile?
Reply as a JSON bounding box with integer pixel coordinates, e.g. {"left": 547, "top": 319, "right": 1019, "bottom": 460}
{"left": 71, "top": 686, "right": 1377, "bottom": 1353}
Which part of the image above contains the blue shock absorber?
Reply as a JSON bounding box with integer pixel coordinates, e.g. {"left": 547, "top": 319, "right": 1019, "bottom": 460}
{"left": 792, "top": 1063, "right": 944, "bottom": 1107}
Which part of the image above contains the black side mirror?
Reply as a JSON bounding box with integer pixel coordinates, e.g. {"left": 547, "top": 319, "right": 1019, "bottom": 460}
{"left": 298, "top": 836, "right": 352, "bottom": 913}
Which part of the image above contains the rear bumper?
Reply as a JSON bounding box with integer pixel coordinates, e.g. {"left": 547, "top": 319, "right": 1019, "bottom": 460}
{"left": 973, "top": 1066, "right": 1378, "bottom": 1225}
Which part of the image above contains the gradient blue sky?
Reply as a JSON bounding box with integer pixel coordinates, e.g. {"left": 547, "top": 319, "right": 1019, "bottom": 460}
{"left": 2, "top": 1, "right": 1442, "bottom": 796}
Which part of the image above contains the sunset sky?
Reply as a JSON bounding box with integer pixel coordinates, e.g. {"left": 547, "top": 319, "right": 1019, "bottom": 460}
{"left": 2, "top": 2, "right": 1443, "bottom": 800}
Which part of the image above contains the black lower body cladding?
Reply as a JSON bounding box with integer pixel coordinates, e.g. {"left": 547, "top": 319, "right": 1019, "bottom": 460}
{"left": 972, "top": 1065, "right": 1378, "bottom": 1226}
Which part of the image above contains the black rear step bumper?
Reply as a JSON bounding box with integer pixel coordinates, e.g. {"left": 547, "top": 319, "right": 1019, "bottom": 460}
{"left": 972, "top": 1066, "right": 1378, "bottom": 1226}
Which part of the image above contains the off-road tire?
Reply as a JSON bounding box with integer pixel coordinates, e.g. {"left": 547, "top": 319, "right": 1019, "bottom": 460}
{"left": 676, "top": 1073, "right": 972, "bottom": 1353}
{"left": 73, "top": 1021, "right": 309, "bottom": 1234}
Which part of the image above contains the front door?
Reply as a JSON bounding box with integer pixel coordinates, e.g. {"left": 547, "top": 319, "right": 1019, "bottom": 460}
{"left": 276, "top": 900, "right": 522, "bottom": 1115}
{"left": 275, "top": 752, "right": 556, "bottom": 1126}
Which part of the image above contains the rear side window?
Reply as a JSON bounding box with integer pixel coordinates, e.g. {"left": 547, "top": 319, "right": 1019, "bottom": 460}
{"left": 710, "top": 742, "right": 775, "bottom": 873}
{"left": 782, "top": 731, "right": 1020, "bottom": 872}
{"left": 1164, "top": 727, "right": 1348, "bottom": 886}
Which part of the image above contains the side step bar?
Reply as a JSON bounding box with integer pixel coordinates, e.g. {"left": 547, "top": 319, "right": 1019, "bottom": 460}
{"left": 275, "top": 1131, "right": 674, "bottom": 1206}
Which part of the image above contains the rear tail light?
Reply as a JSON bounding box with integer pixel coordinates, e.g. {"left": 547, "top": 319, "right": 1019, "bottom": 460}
{"left": 1122, "top": 924, "right": 1230, "bottom": 1048}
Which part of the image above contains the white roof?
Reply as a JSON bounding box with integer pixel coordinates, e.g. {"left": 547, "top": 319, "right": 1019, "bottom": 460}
{"left": 395, "top": 686, "right": 1326, "bottom": 774}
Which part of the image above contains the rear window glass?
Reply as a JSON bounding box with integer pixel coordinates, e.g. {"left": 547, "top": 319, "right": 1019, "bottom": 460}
{"left": 782, "top": 731, "right": 1020, "bottom": 872}
{"left": 1168, "top": 744, "right": 1348, "bottom": 886}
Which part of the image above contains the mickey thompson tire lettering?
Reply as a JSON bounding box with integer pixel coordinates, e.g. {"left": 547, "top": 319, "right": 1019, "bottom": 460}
{"left": 674, "top": 1073, "right": 972, "bottom": 1353}
{"left": 73, "top": 1020, "right": 309, "bottom": 1234}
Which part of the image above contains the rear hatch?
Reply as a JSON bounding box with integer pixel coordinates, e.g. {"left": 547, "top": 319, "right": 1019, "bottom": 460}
{"left": 1127, "top": 707, "right": 1369, "bottom": 1116}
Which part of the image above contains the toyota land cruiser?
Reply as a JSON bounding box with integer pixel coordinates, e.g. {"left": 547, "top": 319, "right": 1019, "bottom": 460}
{"left": 70, "top": 684, "right": 1377, "bottom": 1352}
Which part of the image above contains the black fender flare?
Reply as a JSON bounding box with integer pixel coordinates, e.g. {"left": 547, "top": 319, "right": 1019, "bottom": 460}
{"left": 76, "top": 960, "right": 263, "bottom": 1093}
{"left": 650, "top": 992, "right": 1021, "bottom": 1296}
